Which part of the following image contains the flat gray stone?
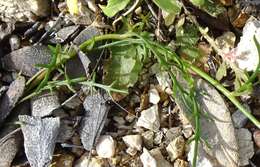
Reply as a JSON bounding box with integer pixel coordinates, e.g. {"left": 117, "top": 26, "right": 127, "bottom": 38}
{"left": 31, "top": 91, "right": 60, "bottom": 117}
{"left": 80, "top": 92, "right": 110, "bottom": 150}
{"left": 19, "top": 115, "right": 60, "bottom": 167}
{"left": 0, "top": 76, "right": 25, "bottom": 125}
{"left": 1, "top": 46, "right": 51, "bottom": 77}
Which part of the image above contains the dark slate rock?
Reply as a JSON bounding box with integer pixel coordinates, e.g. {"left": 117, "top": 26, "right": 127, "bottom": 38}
{"left": 52, "top": 25, "right": 80, "bottom": 43}
{"left": 19, "top": 115, "right": 60, "bottom": 167}
{"left": 73, "top": 26, "right": 101, "bottom": 46}
{"left": 80, "top": 92, "right": 110, "bottom": 150}
{"left": 1, "top": 45, "right": 51, "bottom": 77}
{"left": 0, "top": 76, "right": 25, "bottom": 125}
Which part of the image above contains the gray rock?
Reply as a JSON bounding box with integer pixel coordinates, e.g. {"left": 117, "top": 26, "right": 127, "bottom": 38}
{"left": 186, "top": 79, "right": 239, "bottom": 167}
{"left": 73, "top": 26, "right": 101, "bottom": 46}
{"left": 19, "top": 115, "right": 60, "bottom": 167}
{"left": 56, "top": 119, "right": 77, "bottom": 143}
{"left": 0, "top": 76, "right": 25, "bottom": 125}
{"left": 0, "top": 0, "right": 50, "bottom": 22}
{"left": 80, "top": 92, "right": 110, "bottom": 150}
{"left": 0, "top": 129, "right": 22, "bottom": 167}
{"left": 53, "top": 25, "right": 80, "bottom": 43}
{"left": 166, "top": 136, "right": 185, "bottom": 162}
{"left": 232, "top": 104, "right": 251, "bottom": 128}
{"left": 165, "top": 127, "right": 182, "bottom": 144}
{"left": 1, "top": 46, "right": 51, "bottom": 77}
{"left": 9, "top": 35, "right": 21, "bottom": 51}
{"left": 31, "top": 91, "right": 60, "bottom": 117}
{"left": 236, "top": 128, "right": 254, "bottom": 166}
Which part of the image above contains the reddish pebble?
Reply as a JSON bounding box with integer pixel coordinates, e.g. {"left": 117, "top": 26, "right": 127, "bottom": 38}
{"left": 253, "top": 130, "right": 260, "bottom": 148}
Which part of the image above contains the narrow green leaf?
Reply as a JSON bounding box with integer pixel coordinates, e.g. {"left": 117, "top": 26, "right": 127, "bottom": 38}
{"left": 152, "top": 0, "right": 182, "bottom": 14}
{"left": 99, "top": 0, "right": 131, "bottom": 17}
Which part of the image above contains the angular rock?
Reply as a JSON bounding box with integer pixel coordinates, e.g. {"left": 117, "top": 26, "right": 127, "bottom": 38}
{"left": 56, "top": 119, "right": 76, "bottom": 143}
{"left": 150, "top": 148, "right": 172, "bottom": 167}
{"left": 1, "top": 46, "right": 51, "bottom": 77}
{"left": 80, "top": 92, "right": 110, "bottom": 151}
{"left": 166, "top": 136, "right": 185, "bottom": 162}
{"left": 9, "top": 35, "right": 21, "bottom": 51}
{"left": 149, "top": 87, "right": 160, "bottom": 104}
{"left": 0, "top": 76, "right": 25, "bottom": 125}
{"left": 156, "top": 71, "right": 173, "bottom": 95}
{"left": 19, "top": 115, "right": 60, "bottom": 167}
{"left": 186, "top": 79, "right": 239, "bottom": 167}
{"left": 165, "top": 127, "right": 182, "bottom": 144}
{"left": 31, "top": 91, "right": 60, "bottom": 117}
{"left": 0, "top": 0, "right": 50, "bottom": 22}
{"left": 73, "top": 26, "right": 101, "bottom": 46}
{"left": 51, "top": 153, "right": 75, "bottom": 167}
{"left": 236, "top": 128, "right": 254, "bottom": 166}
{"left": 122, "top": 135, "right": 142, "bottom": 151}
{"left": 174, "top": 159, "right": 188, "bottom": 167}
{"left": 75, "top": 155, "right": 107, "bottom": 167}
{"left": 141, "top": 131, "right": 154, "bottom": 149}
{"left": 136, "top": 105, "right": 160, "bottom": 132}
{"left": 53, "top": 25, "right": 80, "bottom": 43}
{"left": 96, "top": 135, "right": 115, "bottom": 158}
{"left": 140, "top": 148, "right": 157, "bottom": 167}
{"left": 233, "top": 19, "right": 260, "bottom": 71}
{"left": 232, "top": 104, "right": 251, "bottom": 128}
{"left": 0, "top": 129, "right": 22, "bottom": 167}
{"left": 153, "top": 131, "right": 163, "bottom": 145}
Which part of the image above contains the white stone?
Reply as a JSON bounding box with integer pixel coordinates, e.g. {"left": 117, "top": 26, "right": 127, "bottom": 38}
{"left": 140, "top": 148, "right": 157, "bottom": 167}
{"left": 234, "top": 19, "right": 260, "bottom": 71}
{"left": 236, "top": 128, "right": 254, "bottom": 166}
{"left": 136, "top": 105, "right": 160, "bottom": 131}
{"left": 166, "top": 136, "right": 185, "bottom": 162}
{"left": 149, "top": 87, "right": 160, "bottom": 104}
{"left": 122, "top": 135, "right": 142, "bottom": 151}
{"left": 96, "top": 135, "right": 115, "bottom": 158}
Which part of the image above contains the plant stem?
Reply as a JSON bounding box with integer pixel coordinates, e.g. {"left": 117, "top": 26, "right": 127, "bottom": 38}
{"left": 189, "top": 63, "right": 260, "bottom": 129}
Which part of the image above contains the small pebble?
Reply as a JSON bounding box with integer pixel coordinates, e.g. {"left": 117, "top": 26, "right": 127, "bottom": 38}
{"left": 126, "top": 147, "right": 138, "bottom": 156}
{"left": 75, "top": 155, "right": 105, "bottom": 167}
{"left": 150, "top": 148, "right": 172, "bottom": 167}
{"left": 113, "top": 116, "right": 125, "bottom": 125}
{"left": 96, "top": 135, "right": 115, "bottom": 158}
{"left": 9, "top": 35, "right": 20, "bottom": 51}
{"left": 122, "top": 134, "right": 142, "bottom": 151}
{"left": 149, "top": 87, "right": 160, "bottom": 104}
{"left": 253, "top": 130, "right": 260, "bottom": 148}
{"left": 166, "top": 136, "right": 185, "bottom": 162}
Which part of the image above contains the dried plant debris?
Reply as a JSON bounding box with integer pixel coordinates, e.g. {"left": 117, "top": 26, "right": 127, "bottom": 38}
{"left": 80, "top": 92, "right": 110, "bottom": 151}
{"left": 0, "top": 76, "right": 25, "bottom": 125}
{"left": 0, "top": 129, "right": 22, "bottom": 167}
{"left": 31, "top": 91, "right": 60, "bottom": 117}
{"left": 1, "top": 46, "right": 51, "bottom": 77}
{"left": 19, "top": 115, "right": 60, "bottom": 167}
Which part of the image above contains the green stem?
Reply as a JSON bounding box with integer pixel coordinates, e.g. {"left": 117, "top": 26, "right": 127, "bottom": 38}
{"left": 189, "top": 63, "right": 260, "bottom": 129}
